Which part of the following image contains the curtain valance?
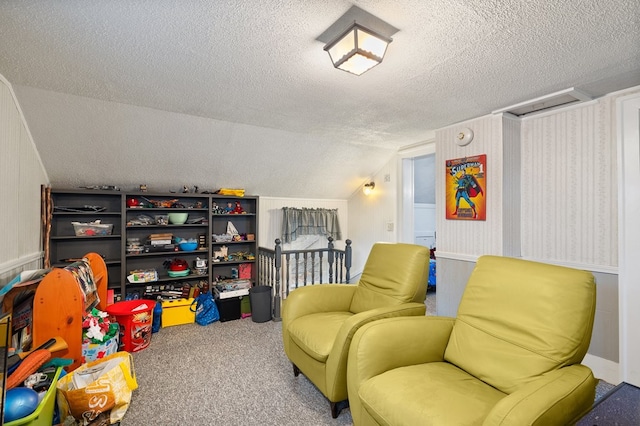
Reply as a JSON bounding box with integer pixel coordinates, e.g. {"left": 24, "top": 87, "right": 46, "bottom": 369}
{"left": 281, "top": 207, "right": 341, "bottom": 243}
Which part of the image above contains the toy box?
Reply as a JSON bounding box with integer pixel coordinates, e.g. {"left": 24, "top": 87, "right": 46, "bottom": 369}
{"left": 161, "top": 298, "right": 195, "bottom": 327}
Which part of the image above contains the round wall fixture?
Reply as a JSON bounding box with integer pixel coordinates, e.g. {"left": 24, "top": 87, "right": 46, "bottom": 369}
{"left": 455, "top": 127, "right": 474, "bottom": 146}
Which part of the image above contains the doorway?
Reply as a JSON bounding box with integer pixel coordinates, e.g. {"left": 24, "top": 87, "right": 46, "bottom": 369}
{"left": 411, "top": 154, "right": 436, "bottom": 250}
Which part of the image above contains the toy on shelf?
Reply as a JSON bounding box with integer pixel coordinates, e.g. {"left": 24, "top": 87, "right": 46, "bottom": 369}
{"left": 212, "top": 202, "right": 224, "bottom": 215}
{"left": 212, "top": 245, "right": 229, "bottom": 262}
{"left": 232, "top": 201, "right": 244, "bottom": 214}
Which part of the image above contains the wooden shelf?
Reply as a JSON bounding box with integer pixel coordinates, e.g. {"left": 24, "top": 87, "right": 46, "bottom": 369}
{"left": 51, "top": 234, "right": 122, "bottom": 240}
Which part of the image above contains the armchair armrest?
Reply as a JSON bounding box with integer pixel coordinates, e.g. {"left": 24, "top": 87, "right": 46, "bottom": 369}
{"left": 282, "top": 284, "right": 356, "bottom": 320}
{"left": 484, "top": 364, "right": 596, "bottom": 426}
{"left": 347, "top": 316, "right": 455, "bottom": 424}
{"left": 282, "top": 284, "right": 356, "bottom": 350}
{"left": 326, "top": 303, "right": 428, "bottom": 382}
{"left": 347, "top": 316, "right": 454, "bottom": 387}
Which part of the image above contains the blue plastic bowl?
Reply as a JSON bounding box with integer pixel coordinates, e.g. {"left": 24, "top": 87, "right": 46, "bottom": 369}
{"left": 179, "top": 242, "right": 198, "bottom": 251}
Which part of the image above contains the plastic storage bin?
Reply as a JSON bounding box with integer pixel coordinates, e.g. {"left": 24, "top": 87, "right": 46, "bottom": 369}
{"left": 106, "top": 300, "right": 153, "bottom": 352}
{"left": 4, "top": 367, "right": 63, "bottom": 426}
{"left": 161, "top": 298, "right": 196, "bottom": 327}
{"left": 215, "top": 297, "right": 241, "bottom": 322}
{"left": 71, "top": 221, "right": 114, "bottom": 236}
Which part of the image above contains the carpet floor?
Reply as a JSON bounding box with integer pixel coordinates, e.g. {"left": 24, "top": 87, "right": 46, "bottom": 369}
{"left": 121, "top": 317, "right": 351, "bottom": 426}
{"left": 119, "top": 292, "right": 613, "bottom": 425}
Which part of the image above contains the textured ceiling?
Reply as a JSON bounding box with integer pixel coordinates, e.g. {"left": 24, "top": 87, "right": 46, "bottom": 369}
{"left": 1, "top": 0, "right": 639, "bottom": 198}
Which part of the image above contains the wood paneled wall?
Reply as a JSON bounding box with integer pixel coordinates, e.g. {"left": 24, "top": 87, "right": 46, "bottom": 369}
{"left": 436, "top": 114, "right": 511, "bottom": 258}
{"left": 0, "top": 74, "right": 49, "bottom": 285}
{"left": 521, "top": 98, "right": 618, "bottom": 270}
{"left": 433, "top": 88, "right": 640, "bottom": 380}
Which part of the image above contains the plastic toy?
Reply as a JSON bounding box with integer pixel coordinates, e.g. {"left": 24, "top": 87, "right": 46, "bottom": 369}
{"left": 232, "top": 201, "right": 244, "bottom": 214}
{"left": 4, "top": 387, "right": 40, "bottom": 422}
{"left": 212, "top": 202, "right": 224, "bottom": 214}
{"left": 224, "top": 202, "right": 234, "bottom": 213}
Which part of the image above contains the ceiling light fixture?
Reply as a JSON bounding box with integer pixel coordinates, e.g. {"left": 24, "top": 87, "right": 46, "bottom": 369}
{"left": 363, "top": 182, "right": 375, "bottom": 195}
{"left": 324, "top": 22, "right": 392, "bottom": 76}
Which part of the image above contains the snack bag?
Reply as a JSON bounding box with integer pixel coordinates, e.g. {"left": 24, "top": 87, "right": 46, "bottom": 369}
{"left": 56, "top": 351, "right": 137, "bottom": 425}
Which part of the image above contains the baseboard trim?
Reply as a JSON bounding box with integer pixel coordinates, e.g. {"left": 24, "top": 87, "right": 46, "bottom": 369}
{"left": 583, "top": 353, "right": 620, "bottom": 385}
{"left": 0, "top": 251, "right": 44, "bottom": 276}
{"left": 434, "top": 252, "right": 617, "bottom": 274}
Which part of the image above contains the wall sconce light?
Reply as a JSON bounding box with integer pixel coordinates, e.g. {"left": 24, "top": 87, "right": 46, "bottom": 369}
{"left": 324, "top": 22, "right": 392, "bottom": 76}
{"left": 363, "top": 182, "right": 375, "bottom": 195}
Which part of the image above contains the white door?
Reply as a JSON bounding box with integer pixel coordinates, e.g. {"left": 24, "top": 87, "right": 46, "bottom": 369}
{"left": 398, "top": 144, "right": 436, "bottom": 245}
{"left": 618, "top": 93, "right": 640, "bottom": 386}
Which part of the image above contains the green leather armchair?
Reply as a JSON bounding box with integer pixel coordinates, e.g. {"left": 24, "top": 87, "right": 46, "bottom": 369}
{"left": 282, "top": 243, "right": 430, "bottom": 418}
{"left": 347, "top": 255, "right": 597, "bottom": 425}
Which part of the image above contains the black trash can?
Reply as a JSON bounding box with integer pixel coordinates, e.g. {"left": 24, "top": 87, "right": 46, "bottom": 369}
{"left": 249, "top": 286, "right": 272, "bottom": 323}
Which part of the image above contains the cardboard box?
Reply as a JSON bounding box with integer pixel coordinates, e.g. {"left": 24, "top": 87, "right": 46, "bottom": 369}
{"left": 161, "top": 298, "right": 195, "bottom": 327}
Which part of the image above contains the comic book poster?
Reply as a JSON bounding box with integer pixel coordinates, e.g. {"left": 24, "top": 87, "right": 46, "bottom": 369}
{"left": 446, "top": 154, "right": 486, "bottom": 220}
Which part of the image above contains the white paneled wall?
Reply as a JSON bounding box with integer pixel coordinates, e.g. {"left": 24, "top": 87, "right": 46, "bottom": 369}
{"left": 436, "top": 115, "right": 508, "bottom": 257}
{"left": 258, "top": 197, "right": 348, "bottom": 251}
{"left": 347, "top": 159, "right": 399, "bottom": 277}
{"left": 521, "top": 97, "right": 619, "bottom": 270}
{"left": 0, "top": 74, "right": 49, "bottom": 284}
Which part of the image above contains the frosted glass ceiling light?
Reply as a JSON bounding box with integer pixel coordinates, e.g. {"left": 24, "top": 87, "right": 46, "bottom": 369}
{"left": 324, "top": 23, "right": 392, "bottom": 76}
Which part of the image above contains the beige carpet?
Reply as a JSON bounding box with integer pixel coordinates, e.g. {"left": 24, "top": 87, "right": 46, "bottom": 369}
{"left": 120, "top": 291, "right": 612, "bottom": 425}
{"left": 121, "top": 314, "right": 353, "bottom": 425}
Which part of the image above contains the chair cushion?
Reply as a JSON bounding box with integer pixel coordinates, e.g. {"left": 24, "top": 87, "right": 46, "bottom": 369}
{"left": 350, "top": 243, "right": 429, "bottom": 313}
{"left": 288, "top": 312, "right": 353, "bottom": 362}
{"left": 444, "top": 256, "right": 596, "bottom": 394}
{"left": 359, "top": 362, "right": 506, "bottom": 426}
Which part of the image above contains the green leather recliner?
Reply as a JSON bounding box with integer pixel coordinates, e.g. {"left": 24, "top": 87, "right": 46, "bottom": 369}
{"left": 347, "top": 255, "right": 597, "bottom": 425}
{"left": 282, "top": 242, "right": 430, "bottom": 418}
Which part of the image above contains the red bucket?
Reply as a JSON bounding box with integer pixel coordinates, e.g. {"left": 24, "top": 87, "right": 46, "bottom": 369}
{"left": 106, "top": 300, "right": 154, "bottom": 353}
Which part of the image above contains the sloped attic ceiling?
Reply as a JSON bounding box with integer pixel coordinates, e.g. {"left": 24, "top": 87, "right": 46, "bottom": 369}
{"left": 1, "top": 0, "right": 639, "bottom": 198}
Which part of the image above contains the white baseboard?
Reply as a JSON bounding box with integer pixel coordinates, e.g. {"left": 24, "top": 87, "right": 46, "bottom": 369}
{"left": 0, "top": 251, "right": 43, "bottom": 276}
{"left": 583, "top": 353, "right": 620, "bottom": 384}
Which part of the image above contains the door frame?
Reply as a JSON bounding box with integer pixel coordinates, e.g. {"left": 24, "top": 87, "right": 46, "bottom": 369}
{"left": 617, "top": 93, "right": 640, "bottom": 386}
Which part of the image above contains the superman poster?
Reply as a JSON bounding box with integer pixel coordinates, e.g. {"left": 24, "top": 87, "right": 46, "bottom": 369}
{"left": 446, "top": 154, "right": 486, "bottom": 220}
